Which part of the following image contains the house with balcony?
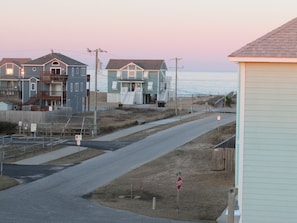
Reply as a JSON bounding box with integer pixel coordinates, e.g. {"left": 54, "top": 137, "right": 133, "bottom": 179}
{"left": 105, "top": 59, "right": 171, "bottom": 105}
{"left": 21, "top": 52, "right": 89, "bottom": 114}
{"left": 0, "top": 58, "right": 32, "bottom": 108}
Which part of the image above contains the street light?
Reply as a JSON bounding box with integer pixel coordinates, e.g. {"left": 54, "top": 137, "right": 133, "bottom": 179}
{"left": 87, "top": 48, "right": 107, "bottom": 136}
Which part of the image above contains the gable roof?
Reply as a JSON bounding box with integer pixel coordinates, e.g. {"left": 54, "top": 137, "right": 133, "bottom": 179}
{"left": 229, "top": 17, "right": 297, "bottom": 59}
{"left": 106, "top": 59, "right": 167, "bottom": 70}
{"left": 24, "top": 53, "right": 86, "bottom": 66}
{"left": 0, "top": 58, "right": 31, "bottom": 67}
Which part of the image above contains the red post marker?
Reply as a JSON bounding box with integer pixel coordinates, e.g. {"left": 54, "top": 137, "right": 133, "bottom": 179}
{"left": 176, "top": 176, "right": 182, "bottom": 190}
{"left": 176, "top": 174, "right": 182, "bottom": 213}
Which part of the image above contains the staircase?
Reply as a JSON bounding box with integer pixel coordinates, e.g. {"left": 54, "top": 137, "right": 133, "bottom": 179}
{"left": 121, "top": 91, "right": 136, "bottom": 105}
{"left": 23, "top": 92, "right": 41, "bottom": 105}
{"left": 158, "top": 89, "right": 169, "bottom": 102}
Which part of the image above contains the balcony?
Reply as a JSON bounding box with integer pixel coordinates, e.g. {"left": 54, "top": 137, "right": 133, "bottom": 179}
{"left": 40, "top": 71, "right": 68, "bottom": 83}
{"left": 0, "top": 87, "right": 19, "bottom": 97}
{"left": 24, "top": 91, "right": 66, "bottom": 106}
{"left": 40, "top": 90, "right": 66, "bottom": 100}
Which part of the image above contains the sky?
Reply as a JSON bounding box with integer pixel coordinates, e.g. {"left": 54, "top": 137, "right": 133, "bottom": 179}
{"left": 1, "top": 0, "right": 297, "bottom": 71}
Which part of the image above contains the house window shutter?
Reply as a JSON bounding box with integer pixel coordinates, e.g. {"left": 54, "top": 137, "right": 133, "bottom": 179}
{"left": 112, "top": 81, "right": 117, "bottom": 90}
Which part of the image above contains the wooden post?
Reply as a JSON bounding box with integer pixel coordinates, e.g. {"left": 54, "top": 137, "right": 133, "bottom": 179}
{"left": 177, "top": 189, "right": 180, "bottom": 213}
{"left": 176, "top": 172, "right": 182, "bottom": 213}
{"left": 152, "top": 197, "right": 156, "bottom": 210}
{"left": 0, "top": 151, "right": 4, "bottom": 176}
{"left": 228, "top": 188, "right": 237, "bottom": 223}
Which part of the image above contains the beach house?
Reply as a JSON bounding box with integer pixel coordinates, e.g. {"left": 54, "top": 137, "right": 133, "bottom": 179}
{"left": 229, "top": 17, "right": 297, "bottom": 223}
{"left": 105, "top": 59, "right": 171, "bottom": 106}
{"left": 0, "top": 58, "right": 31, "bottom": 109}
{"left": 21, "top": 52, "right": 89, "bottom": 114}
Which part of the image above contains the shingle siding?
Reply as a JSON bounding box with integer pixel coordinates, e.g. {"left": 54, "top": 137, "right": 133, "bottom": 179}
{"left": 241, "top": 63, "right": 297, "bottom": 222}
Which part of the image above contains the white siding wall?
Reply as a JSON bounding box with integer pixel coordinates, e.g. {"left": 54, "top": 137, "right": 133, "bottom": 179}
{"left": 241, "top": 63, "right": 297, "bottom": 223}
{"left": 107, "top": 93, "right": 120, "bottom": 103}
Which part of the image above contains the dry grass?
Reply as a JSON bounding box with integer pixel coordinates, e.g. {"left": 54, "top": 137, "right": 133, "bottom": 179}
{"left": 0, "top": 176, "right": 19, "bottom": 190}
{"left": 90, "top": 124, "right": 236, "bottom": 223}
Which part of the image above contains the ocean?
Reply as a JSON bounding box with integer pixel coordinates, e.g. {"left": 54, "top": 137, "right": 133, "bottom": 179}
{"left": 89, "top": 70, "right": 238, "bottom": 97}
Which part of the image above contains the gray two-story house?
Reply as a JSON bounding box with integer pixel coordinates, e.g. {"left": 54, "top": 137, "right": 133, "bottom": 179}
{"left": 0, "top": 58, "right": 31, "bottom": 108}
{"left": 22, "top": 52, "right": 89, "bottom": 114}
{"left": 105, "top": 59, "right": 171, "bottom": 105}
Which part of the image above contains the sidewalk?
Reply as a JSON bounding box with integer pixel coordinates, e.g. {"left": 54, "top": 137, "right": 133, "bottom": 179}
{"left": 13, "top": 146, "right": 89, "bottom": 165}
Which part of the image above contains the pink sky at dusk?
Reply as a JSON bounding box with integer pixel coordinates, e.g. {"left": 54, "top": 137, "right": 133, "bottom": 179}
{"left": 1, "top": 0, "right": 297, "bottom": 71}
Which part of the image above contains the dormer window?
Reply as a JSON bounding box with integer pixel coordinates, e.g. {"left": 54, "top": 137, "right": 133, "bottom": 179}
{"left": 122, "top": 63, "right": 143, "bottom": 79}
{"left": 6, "top": 63, "right": 13, "bottom": 75}
{"left": 52, "top": 61, "right": 60, "bottom": 66}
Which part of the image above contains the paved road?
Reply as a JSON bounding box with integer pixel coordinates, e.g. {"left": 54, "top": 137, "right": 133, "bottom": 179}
{"left": 0, "top": 113, "right": 235, "bottom": 223}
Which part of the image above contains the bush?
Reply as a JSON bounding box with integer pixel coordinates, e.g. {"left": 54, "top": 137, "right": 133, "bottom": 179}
{"left": 225, "top": 96, "right": 232, "bottom": 107}
{"left": 0, "top": 122, "right": 17, "bottom": 135}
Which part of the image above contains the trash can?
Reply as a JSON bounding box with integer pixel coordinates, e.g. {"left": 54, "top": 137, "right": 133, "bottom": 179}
{"left": 157, "top": 101, "right": 165, "bottom": 107}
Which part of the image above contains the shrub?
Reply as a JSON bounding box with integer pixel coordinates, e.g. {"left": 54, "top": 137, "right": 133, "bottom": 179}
{"left": 0, "top": 122, "right": 17, "bottom": 135}
{"left": 225, "top": 96, "right": 232, "bottom": 107}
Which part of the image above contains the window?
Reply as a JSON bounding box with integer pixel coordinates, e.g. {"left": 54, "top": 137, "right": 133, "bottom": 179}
{"left": 76, "top": 67, "right": 79, "bottom": 75}
{"left": 117, "top": 71, "right": 121, "bottom": 78}
{"left": 74, "top": 82, "right": 79, "bottom": 92}
{"left": 6, "top": 68, "right": 13, "bottom": 75}
{"left": 51, "top": 68, "right": 61, "bottom": 74}
{"left": 112, "top": 81, "right": 117, "bottom": 90}
{"left": 80, "top": 82, "right": 83, "bottom": 92}
{"left": 129, "top": 70, "right": 135, "bottom": 78}
{"left": 148, "top": 82, "right": 153, "bottom": 91}
{"left": 52, "top": 61, "right": 59, "bottom": 66}
{"left": 31, "top": 83, "right": 36, "bottom": 91}
{"left": 129, "top": 65, "right": 135, "bottom": 70}
{"left": 6, "top": 63, "right": 13, "bottom": 75}
{"left": 20, "top": 69, "right": 25, "bottom": 77}
{"left": 144, "top": 71, "right": 148, "bottom": 79}
{"left": 32, "top": 67, "right": 37, "bottom": 72}
{"left": 70, "top": 83, "right": 73, "bottom": 92}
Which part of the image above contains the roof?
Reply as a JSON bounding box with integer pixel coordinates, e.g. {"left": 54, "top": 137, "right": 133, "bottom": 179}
{"left": 24, "top": 53, "right": 86, "bottom": 66}
{"left": 0, "top": 58, "right": 32, "bottom": 67}
{"left": 229, "top": 17, "right": 297, "bottom": 59}
{"left": 105, "top": 59, "right": 167, "bottom": 70}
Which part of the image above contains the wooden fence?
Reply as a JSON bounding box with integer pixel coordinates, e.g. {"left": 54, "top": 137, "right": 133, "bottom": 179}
{"left": 211, "top": 148, "right": 235, "bottom": 172}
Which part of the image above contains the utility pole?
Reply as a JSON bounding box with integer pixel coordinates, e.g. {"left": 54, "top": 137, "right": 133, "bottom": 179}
{"left": 87, "top": 48, "right": 107, "bottom": 136}
{"left": 173, "top": 58, "right": 182, "bottom": 116}
{"left": 94, "top": 49, "right": 98, "bottom": 136}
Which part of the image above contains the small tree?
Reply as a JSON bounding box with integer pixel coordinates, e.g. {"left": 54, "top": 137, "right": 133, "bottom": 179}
{"left": 225, "top": 96, "right": 232, "bottom": 107}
